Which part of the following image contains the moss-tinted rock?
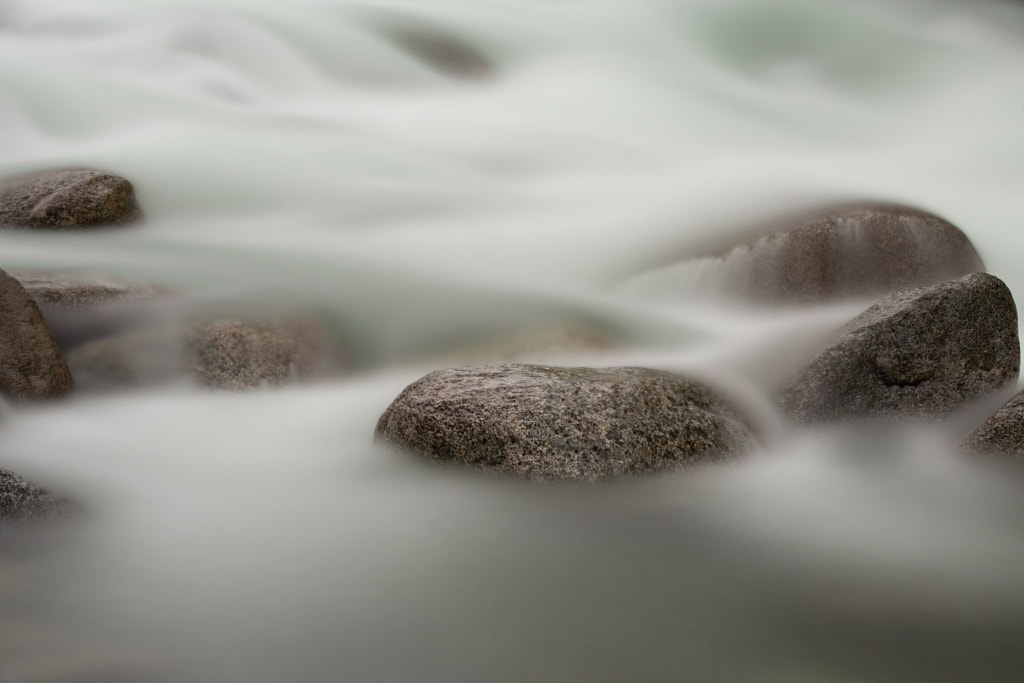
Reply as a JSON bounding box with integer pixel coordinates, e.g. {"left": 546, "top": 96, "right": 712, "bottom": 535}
{"left": 0, "top": 168, "right": 142, "bottom": 229}
{"left": 375, "top": 364, "right": 757, "bottom": 481}
{"left": 721, "top": 205, "right": 985, "bottom": 304}
{"left": 0, "top": 269, "right": 72, "bottom": 400}
{"left": 775, "top": 273, "right": 1019, "bottom": 424}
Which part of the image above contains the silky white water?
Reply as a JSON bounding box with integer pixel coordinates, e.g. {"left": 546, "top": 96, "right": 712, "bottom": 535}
{"left": 1, "top": 0, "right": 1024, "bottom": 679}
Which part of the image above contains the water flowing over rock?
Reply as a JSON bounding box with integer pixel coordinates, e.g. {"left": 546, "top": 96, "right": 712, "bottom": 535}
{"left": 0, "top": 468, "right": 73, "bottom": 524}
{"left": 375, "top": 364, "right": 757, "bottom": 481}
{"left": 775, "top": 273, "right": 1019, "bottom": 424}
{"left": 962, "top": 391, "right": 1024, "bottom": 457}
{"left": 11, "top": 271, "right": 164, "bottom": 311}
{"left": 0, "top": 269, "right": 73, "bottom": 400}
{"left": 720, "top": 205, "right": 985, "bottom": 304}
{"left": 0, "top": 169, "right": 142, "bottom": 228}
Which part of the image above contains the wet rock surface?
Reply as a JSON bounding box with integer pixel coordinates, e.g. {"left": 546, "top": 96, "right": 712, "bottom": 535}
{"left": 0, "top": 168, "right": 142, "bottom": 228}
{"left": 962, "top": 390, "right": 1024, "bottom": 457}
{"left": 0, "top": 269, "right": 73, "bottom": 401}
{"left": 718, "top": 205, "right": 986, "bottom": 304}
{"left": 0, "top": 468, "right": 73, "bottom": 525}
{"left": 775, "top": 273, "right": 1019, "bottom": 424}
{"left": 375, "top": 364, "right": 757, "bottom": 481}
{"left": 11, "top": 271, "right": 165, "bottom": 311}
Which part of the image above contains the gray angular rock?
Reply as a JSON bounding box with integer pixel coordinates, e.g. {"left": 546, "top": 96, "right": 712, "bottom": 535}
{"left": 0, "top": 268, "right": 73, "bottom": 400}
{"left": 775, "top": 273, "right": 1019, "bottom": 424}
{"left": 721, "top": 205, "right": 985, "bottom": 304}
{"left": 0, "top": 468, "right": 73, "bottom": 524}
{"left": 962, "top": 391, "right": 1024, "bottom": 457}
{"left": 0, "top": 168, "right": 142, "bottom": 228}
{"left": 375, "top": 364, "right": 757, "bottom": 481}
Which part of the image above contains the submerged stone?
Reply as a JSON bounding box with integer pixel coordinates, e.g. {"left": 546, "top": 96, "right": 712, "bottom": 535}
{"left": 0, "top": 269, "right": 73, "bottom": 400}
{"left": 375, "top": 363, "right": 757, "bottom": 481}
{"left": 11, "top": 271, "right": 165, "bottom": 311}
{"left": 0, "top": 468, "right": 74, "bottom": 525}
{"left": 775, "top": 273, "right": 1019, "bottom": 424}
{"left": 0, "top": 168, "right": 142, "bottom": 229}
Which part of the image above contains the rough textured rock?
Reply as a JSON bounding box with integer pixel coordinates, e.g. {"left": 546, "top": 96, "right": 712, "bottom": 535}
{"left": 719, "top": 205, "right": 985, "bottom": 304}
{"left": 0, "top": 468, "right": 73, "bottom": 524}
{"left": 962, "top": 391, "right": 1024, "bottom": 457}
{"left": 0, "top": 268, "right": 73, "bottom": 400}
{"left": 65, "top": 317, "right": 329, "bottom": 391}
{"left": 375, "top": 364, "right": 757, "bottom": 481}
{"left": 0, "top": 168, "right": 142, "bottom": 228}
{"left": 11, "top": 271, "right": 164, "bottom": 311}
{"left": 775, "top": 273, "right": 1019, "bottom": 424}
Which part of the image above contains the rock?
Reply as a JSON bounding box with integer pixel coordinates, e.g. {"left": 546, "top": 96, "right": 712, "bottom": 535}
{"left": 0, "top": 168, "right": 142, "bottom": 228}
{"left": 715, "top": 205, "right": 985, "bottom": 304}
{"left": 375, "top": 364, "right": 757, "bottom": 481}
{"left": 0, "top": 268, "right": 73, "bottom": 400}
{"left": 775, "top": 273, "right": 1019, "bottom": 424}
{"left": 962, "top": 391, "right": 1024, "bottom": 457}
{"left": 0, "top": 468, "right": 73, "bottom": 524}
{"left": 11, "top": 271, "right": 165, "bottom": 311}
{"left": 64, "top": 317, "right": 330, "bottom": 391}
{"left": 375, "top": 18, "right": 492, "bottom": 79}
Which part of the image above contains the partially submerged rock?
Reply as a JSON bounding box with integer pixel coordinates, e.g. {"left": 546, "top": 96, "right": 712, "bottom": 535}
{"left": 376, "top": 19, "right": 492, "bottom": 79}
{"left": 375, "top": 364, "right": 757, "bottom": 481}
{"left": 0, "top": 468, "right": 73, "bottom": 525}
{"left": 11, "top": 271, "right": 164, "bottom": 311}
{"left": 0, "top": 168, "right": 142, "bottom": 229}
{"left": 962, "top": 391, "right": 1024, "bottom": 457}
{"left": 775, "top": 273, "right": 1019, "bottom": 424}
{"left": 65, "top": 317, "right": 330, "bottom": 391}
{"left": 712, "top": 205, "right": 985, "bottom": 304}
{"left": 0, "top": 269, "right": 73, "bottom": 400}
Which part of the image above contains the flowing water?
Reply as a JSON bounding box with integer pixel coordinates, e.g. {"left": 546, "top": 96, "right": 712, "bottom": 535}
{"left": 1, "top": 0, "right": 1024, "bottom": 679}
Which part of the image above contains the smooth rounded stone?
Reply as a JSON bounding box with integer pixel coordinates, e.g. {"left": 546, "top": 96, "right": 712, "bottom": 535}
{"left": 962, "top": 391, "right": 1024, "bottom": 457}
{"left": 774, "top": 273, "right": 1019, "bottom": 424}
{"left": 10, "top": 270, "right": 165, "bottom": 311}
{"left": 375, "top": 364, "right": 757, "bottom": 481}
{"left": 0, "top": 268, "right": 72, "bottom": 400}
{"left": 0, "top": 468, "right": 73, "bottom": 525}
{"left": 65, "top": 317, "right": 330, "bottom": 391}
{"left": 0, "top": 168, "right": 142, "bottom": 228}
{"left": 716, "top": 205, "right": 985, "bottom": 304}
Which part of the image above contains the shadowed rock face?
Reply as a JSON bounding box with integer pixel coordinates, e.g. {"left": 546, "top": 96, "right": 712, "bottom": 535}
{"left": 726, "top": 206, "right": 985, "bottom": 304}
{"left": 962, "top": 391, "right": 1024, "bottom": 457}
{"left": 375, "top": 364, "right": 757, "bottom": 481}
{"left": 0, "top": 468, "right": 72, "bottom": 524}
{"left": 0, "top": 169, "right": 142, "bottom": 228}
{"left": 775, "top": 273, "right": 1019, "bottom": 424}
{"left": 0, "top": 269, "right": 72, "bottom": 400}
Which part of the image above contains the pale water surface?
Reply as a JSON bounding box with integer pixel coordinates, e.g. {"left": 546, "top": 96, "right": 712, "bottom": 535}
{"left": 1, "top": 0, "right": 1023, "bottom": 680}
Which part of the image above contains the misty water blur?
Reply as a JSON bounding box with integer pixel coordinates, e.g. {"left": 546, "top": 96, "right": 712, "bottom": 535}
{"left": 1, "top": 0, "right": 1024, "bottom": 680}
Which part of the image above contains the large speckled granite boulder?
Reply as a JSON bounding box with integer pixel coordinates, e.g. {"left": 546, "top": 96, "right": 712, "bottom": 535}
{"left": 0, "top": 468, "right": 73, "bottom": 525}
{"left": 375, "top": 364, "right": 757, "bottom": 481}
{"left": 722, "top": 205, "right": 985, "bottom": 304}
{"left": 962, "top": 391, "right": 1024, "bottom": 457}
{"left": 0, "top": 168, "right": 142, "bottom": 228}
{"left": 0, "top": 269, "right": 72, "bottom": 400}
{"left": 775, "top": 273, "right": 1018, "bottom": 424}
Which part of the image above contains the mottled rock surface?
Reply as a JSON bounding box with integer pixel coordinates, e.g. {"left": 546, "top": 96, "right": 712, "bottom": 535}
{"left": 0, "top": 468, "right": 72, "bottom": 524}
{"left": 375, "top": 364, "right": 757, "bottom": 481}
{"left": 11, "top": 271, "right": 164, "bottom": 311}
{"left": 775, "top": 273, "right": 1019, "bottom": 424}
{"left": 962, "top": 391, "right": 1024, "bottom": 457}
{"left": 0, "top": 168, "right": 142, "bottom": 228}
{"left": 65, "top": 318, "right": 329, "bottom": 391}
{"left": 0, "top": 268, "right": 73, "bottom": 400}
{"left": 721, "top": 205, "right": 985, "bottom": 304}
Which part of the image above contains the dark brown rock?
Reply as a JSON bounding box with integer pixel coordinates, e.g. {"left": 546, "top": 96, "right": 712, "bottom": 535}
{"left": 719, "top": 205, "right": 985, "bottom": 304}
{"left": 0, "top": 168, "right": 142, "bottom": 229}
{"left": 775, "top": 273, "right": 1019, "bottom": 424}
{"left": 0, "top": 268, "right": 72, "bottom": 400}
{"left": 962, "top": 391, "right": 1024, "bottom": 457}
{"left": 0, "top": 468, "right": 73, "bottom": 524}
{"left": 375, "top": 364, "right": 757, "bottom": 481}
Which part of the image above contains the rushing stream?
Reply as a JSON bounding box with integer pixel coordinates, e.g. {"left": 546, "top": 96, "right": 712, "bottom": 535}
{"left": 2, "top": 0, "right": 1024, "bottom": 680}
